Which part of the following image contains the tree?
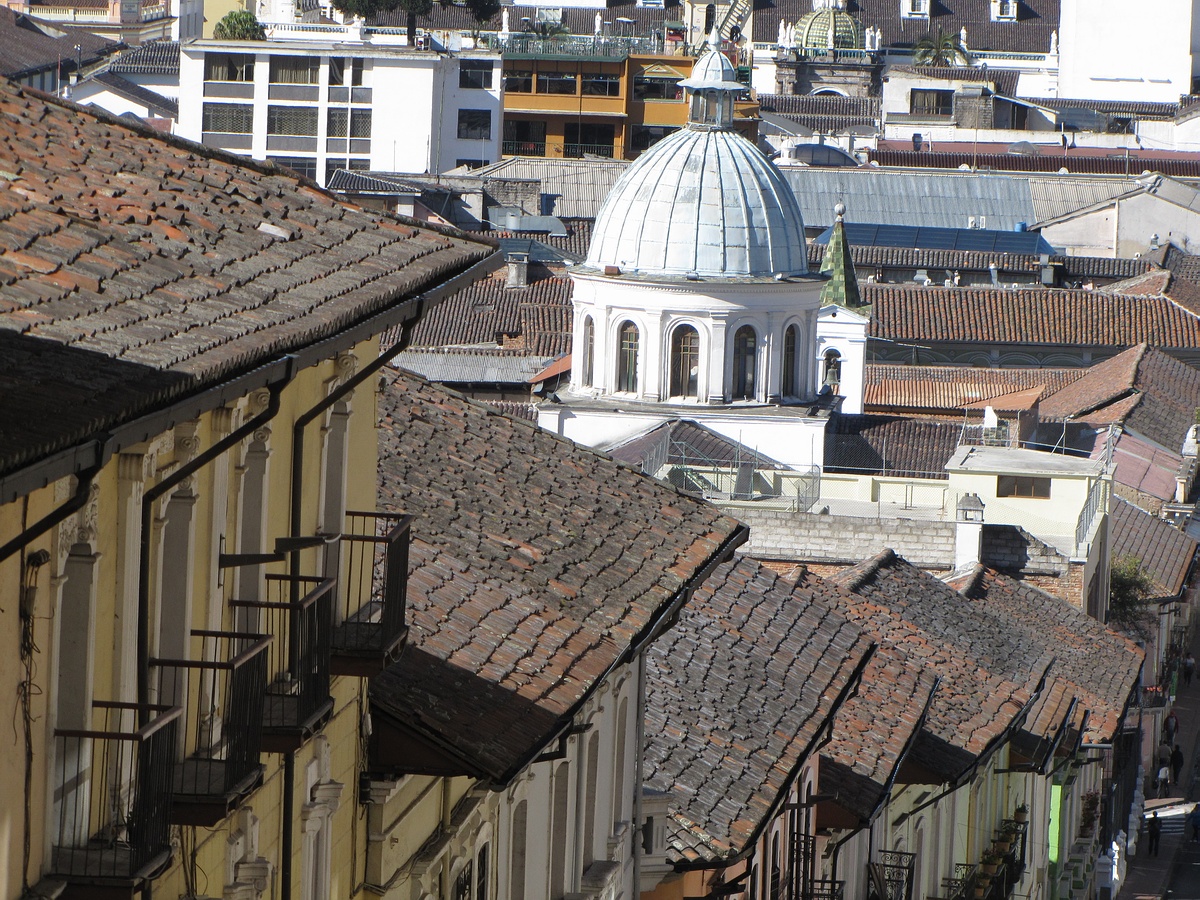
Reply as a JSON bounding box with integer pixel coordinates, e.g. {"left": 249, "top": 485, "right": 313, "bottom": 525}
{"left": 913, "top": 28, "right": 966, "bottom": 66}
{"left": 1108, "top": 554, "right": 1156, "bottom": 638}
{"left": 213, "top": 9, "right": 266, "bottom": 40}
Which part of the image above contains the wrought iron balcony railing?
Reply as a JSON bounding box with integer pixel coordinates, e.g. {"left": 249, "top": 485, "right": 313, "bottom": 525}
{"left": 331, "top": 511, "right": 412, "bottom": 676}
{"left": 230, "top": 574, "right": 335, "bottom": 753}
{"left": 50, "top": 701, "right": 180, "bottom": 890}
{"left": 151, "top": 630, "right": 271, "bottom": 825}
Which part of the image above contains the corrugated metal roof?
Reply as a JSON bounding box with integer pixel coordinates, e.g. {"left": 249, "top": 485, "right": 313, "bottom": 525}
{"left": 471, "top": 157, "right": 629, "bottom": 217}
{"left": 781, "top": 168, "right": 1037, "bottom": 231}
{"left": 1025, "top": 176, "right": 1139, "bottom": 221}
{"left": 394, "top": 350, "right": 554, "bottom": 384}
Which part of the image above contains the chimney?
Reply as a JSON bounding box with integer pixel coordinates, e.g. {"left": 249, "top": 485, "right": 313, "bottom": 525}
{"left": 955, "top": 493, "right": 985, "bottom": 570}
{"left": 506, "top": 253, "right": 528, "bottom": 289}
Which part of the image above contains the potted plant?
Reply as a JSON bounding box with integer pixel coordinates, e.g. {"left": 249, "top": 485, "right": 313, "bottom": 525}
{"left": 1014, "top": 803, "right": 1029, "bottom": 824}
{"left": 980, "top": 848, "right": 1004, "bottom": 875}
{"left": 1080, "top": 790, "right": 1101, "bottom": 837}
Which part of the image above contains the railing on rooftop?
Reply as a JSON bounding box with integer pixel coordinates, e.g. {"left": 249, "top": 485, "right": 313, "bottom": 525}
{"left": 151, "top": 630, "right": 270, "bottom": 825}
{"left": 501, "top": 33, "right": 664, "bottom": 58}
{"left": 330, "top": 511, "right": 412, "bottom": 676}
{"left": 230, "top": 574, "right": 334, "bottom": 753}
{"left": 50, "top": 702, "right": 180, "bottom": 888}
{"left": 563, "top": 142, "right": 617, "bottom": 159}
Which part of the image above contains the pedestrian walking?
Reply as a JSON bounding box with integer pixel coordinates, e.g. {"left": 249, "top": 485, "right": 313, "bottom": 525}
{"left": 1190, "top": 804, "right": 1200, "bottom": 842}
{"left": 1148, "top": 811, "right": 1162, "bottom": 856}
{"left": 1187, "top": 652, "right": 1196, "bottom": 687}
{"left": 1159, "top": 764, "right": 1172, "bottom": 798}
{"left": 1173, "top": 744, "right": 1185, "bottom": 785}
{"left": 1167, "top": 710, "right": 1180, "bottom": 746}
{"left": 1159, "top": 738, "right": 1173, "bottom": 770}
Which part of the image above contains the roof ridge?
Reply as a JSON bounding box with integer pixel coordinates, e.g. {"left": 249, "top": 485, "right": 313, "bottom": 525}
{"left": 834, "top": 548, "right": 896, "bottom": 592}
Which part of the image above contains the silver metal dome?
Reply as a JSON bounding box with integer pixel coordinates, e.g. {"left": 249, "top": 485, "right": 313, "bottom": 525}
{"left": 583, "top": 127, "right": 809, "bottom": 278}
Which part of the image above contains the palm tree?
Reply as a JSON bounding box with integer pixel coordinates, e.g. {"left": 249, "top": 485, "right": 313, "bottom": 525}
{"left": 913, "top": 28, "right": 966, "bottom": 66}
{"left": 212, "top": 9, "right": 266, "bottom": 40}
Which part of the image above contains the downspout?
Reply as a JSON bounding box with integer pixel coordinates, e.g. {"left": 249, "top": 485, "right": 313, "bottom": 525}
{"left": 0, "top": 458, "right": 103, "bottom": 564}
{"left": 137, "top": 364, "right": 295, "bottom": 715}
{"left": 281, "top": 318, "right": 421, "bottom": 900}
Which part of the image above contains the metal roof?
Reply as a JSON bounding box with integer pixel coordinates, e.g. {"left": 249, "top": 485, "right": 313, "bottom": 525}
{"left": 814, "top": 222, "right": 1053, "bottom": 254}
{"left": 1025, "top": 176, "right": 1139, "bottom": 222}
{"left": 393, "top": 350, "right": 555, "bottom": 384}
{"left": 782, "top": 167, "right": 1037, "bottom": 231}
{"left": 469, "top": 157, "right": 630, "bottom": 217}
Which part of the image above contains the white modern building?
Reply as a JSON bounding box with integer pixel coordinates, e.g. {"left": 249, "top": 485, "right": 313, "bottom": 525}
{"left": 537, "top": 45, "right": 868, "bottom": 471}
{"left": 177, "top": 36, "right": 502, "bottom": 185}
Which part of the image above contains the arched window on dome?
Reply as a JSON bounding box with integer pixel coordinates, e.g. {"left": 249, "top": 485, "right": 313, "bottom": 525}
{"left": 669, "top": 325, "right": 700, "bottom": 399}
{"left": 581, "top": 316, "right": 595, "bottom": 387}
{"left": 782, "top": 325, "right": 799, "bottom": 398}
{"left": 617, "top": 321, "right": 639, "bottom": 394}
{"left": 732, "top": 325, "right": 757, "bottom": 400}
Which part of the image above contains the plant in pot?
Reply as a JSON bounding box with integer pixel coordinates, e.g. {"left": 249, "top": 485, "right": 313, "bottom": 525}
{"left": 1014, "top": 803, "right": 1029, "bottom": 824}
{"left": 980, "top": 848, "right": 1004, "bottom": 875}
{"left": 1080, "top": 790, "right": 1100, "bottom": 836}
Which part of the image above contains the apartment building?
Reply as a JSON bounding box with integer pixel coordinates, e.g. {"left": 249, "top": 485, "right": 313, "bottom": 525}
{"left": 177, "top": 37, "right": 502, "bottom": 186}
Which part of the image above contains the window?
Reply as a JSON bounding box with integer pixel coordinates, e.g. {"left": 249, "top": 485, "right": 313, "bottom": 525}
{"left": 564, "top": 122, "right": 615, "bottom": 158}
{"left": 581, "top": 70, "right": 620, "bottom": 96}
{"left": 205, "top": 52, "right": 254, "bottom": 82}
{"left": 997, "top": 475, "right": 1051, "bottom": 498}
{"left": 503, "top": 119, "right": 546, "bottom": 156}
{"left": 782, "top": 325, "right": 799, "bottom": 397}
{"left": 268, "top": 105, "right": 318, "bottom": 135}
{"left": 581, "top": 316, "right": 594, "bottom": 387}
{"left": 633, "top": 75, "right": 681, "bottom": 100}
{"left": 203, "top": 102, "right": 253, "bottom": 133}
{"left": 703, "top": 3, "right": 715, "bottom": 32}
{"left": 910, "top": 89, "right": 953, "bottom": 117}
{"left": 455, "top": 159, "right": 489, "bottom": 168}
{"left": 453, "top": 860, "right": 473, "bottom": 900}
{"left": 669, "top": 325, "right": 700, "bottom": 398}
{"left": 476, "top": 844, "right": 490, "bottom": 900}
{"left": 537, "top": 69, "right": 577, "bottom": 95}
{"left": 324, "top": 157, "right": 370, "bottom": 183}
{"left": 269, "top": 55, "right": 319, "bottom": 84}
{"left": 457, "top": 108, "right": 491, "bottom": 140}
{"left": 267, "top": 156, "right": 319, "bottom": 179}
{"left": 903, "top": 0, "right": 928, "bottom": 15}
{"left": 993, "top": 0, "right": 1017, "bottom": 18}
{"left": 328, "top": 57, "right": 364, "bottom": 86}
{"left": 732, "top": 325, "right": 757, "bottom": 400}
{"left": 509, "top": 801, "right": 527, "bottom": 899}
{"left": 460, "top": 60, "right": 494, "bottom": 89}
{"left": 617, "top": 321, "right": 639, "bottom": 393}
{"left": 326, "top": 108, "right": 372, "bottom": 138}
{"left": 630, "top": 124, "right": 678, "bottom": 152}
{"left": 504, "top": 68, "right": 533, "bottom": 92}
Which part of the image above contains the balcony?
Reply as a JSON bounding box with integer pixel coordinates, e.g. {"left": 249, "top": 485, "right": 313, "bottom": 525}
{"left": 502, "top": 139, "right": 547, "bottom": 157}
{"left": 330, "top": 511, "right": 412, "bottom": 677}
{"left": 50, "top": 702, "right": 180, "bottom": 896}
{"left": 151, "top": 631, "right": 271, "bottom": 826}
{"left": 563, "top": 142, "right": 616, "bottom": 158}
{"left": 231, "top": 574, "right": 335, "bottom": 753}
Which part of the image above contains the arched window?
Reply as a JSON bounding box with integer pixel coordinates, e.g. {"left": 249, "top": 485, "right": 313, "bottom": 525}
{"left": 782, "top": 325, "right": 799, "bottom": 398}
{"left": 669, "top": 325, "right": 700, "bottom": 398}
{"left": 703, "top": 3, "right": 715, "bottom": 32}
{"left": 770, "top": 832, "right": 781, "bottom": 900}
{"left": 732, "top": 325, "right": 757, "bottom": 400}
{"left": 617, "top": 321, "right": 639, "bottom": 394}
{"left": 581, "top": 316, "right": 595, "bottom": 387}
{"left": 822, "top": 348, "right": 842, "bottom": 393}
{"left": 509, "top": 800, "right": 527, "bottom": 899}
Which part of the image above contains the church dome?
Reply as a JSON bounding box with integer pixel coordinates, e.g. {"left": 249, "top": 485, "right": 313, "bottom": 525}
{"left": 795, "top": 6, "right": 863, "bottom": 51}
{"left": 583, "top": 48, "right": 808, "bottom": 279}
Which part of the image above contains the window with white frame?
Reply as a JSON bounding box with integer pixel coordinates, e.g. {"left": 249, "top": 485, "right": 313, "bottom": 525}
{"left": 993, "top": 0, "right": 1018, "bottom": 18}
{"left": 902, "top": 0, "right": 928, "bottom": 16}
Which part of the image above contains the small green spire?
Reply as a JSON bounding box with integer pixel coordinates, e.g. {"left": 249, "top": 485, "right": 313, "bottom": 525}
{"left": 819, "top": 203, "right": 861, "bottom": 309}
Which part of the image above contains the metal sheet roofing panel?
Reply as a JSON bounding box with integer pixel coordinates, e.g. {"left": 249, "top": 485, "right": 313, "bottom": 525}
{"left": 1026, "top": 176, "right": 1139, "bottom": 221}
{"left": 394, "top": 350, "right": 554, "bottom": 384}
{"left": 782, "top": 168, "right": 1037, "bottom": 231}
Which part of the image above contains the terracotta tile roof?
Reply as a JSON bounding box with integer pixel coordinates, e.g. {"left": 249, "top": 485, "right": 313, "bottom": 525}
{"left": 759, "top": 93, "right": 881, "bottom": 133}
{"left": 818, "top": 642, "right": 938, "bottom": 823}
{"left": 644, "top": 558, "right": 875, "bottom": 864}
{"left": 1032, "top": 97, "right": 1180, "bottom": 120}
{"left": 752, "top": 0, "right": 1060, "bottom": 52}
{"left": 370, "top": 368, "right": 745, "bottom": 785}
{"left": 1057, "top": 255, "right": 1153, "bottom": 280}
{"left": 822, "top": 551, "right": 1050, "bottom": 779}
{"left": 864, "top": 363, "right": 1084, "bottom": 413}
{"left": 1098, "top": 270, "right": 1173, "bottom": 296}
{"left": 825, "top": 414, "right": 963, "bottom": 478}
{"left": 0, "top": 7, "right": 120, "bottom": 78}
{"left": 866, "top": 284, "right": 1200, "bottom": 350}
{"left": 1110, "top": 497, "right": 1198, "bottom": 599}
{"left": 807, "top": 243, "right": 1040, "bottom": 274}
{"left": 401, "top": 266, "right": 572, "bottom": 353}
{"left": 1040, "top": 345, "right": 1200, "bottom": 451}
{"left": 953, "top": 567, "right": 1144, "bottom": 744}
{"left": 108, "top": 39, "right": 179, "bottom": 75}
{"left": 1158, "top": 244, "right": 1200, "bottom": 283}
{"left": 0, "top": 80, "right": 495, "bottom": 479}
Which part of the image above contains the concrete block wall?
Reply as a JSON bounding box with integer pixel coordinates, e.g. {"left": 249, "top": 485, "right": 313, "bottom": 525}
{"left": 734, "top": 506, "right": 956, "bottom": 568}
